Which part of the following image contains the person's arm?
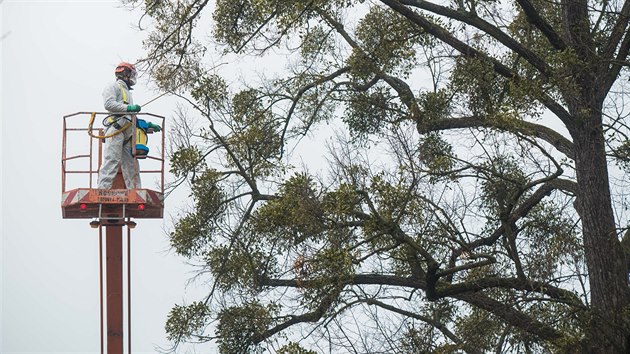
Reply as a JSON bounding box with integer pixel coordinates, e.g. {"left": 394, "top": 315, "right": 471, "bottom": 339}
{"left": 147, "top": 122, "right": 161, "bottom": 132}
{"left": 102, "top": 82, "right": 129, "bottom": 113}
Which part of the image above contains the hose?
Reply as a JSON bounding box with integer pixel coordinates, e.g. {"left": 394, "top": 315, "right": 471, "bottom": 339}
{"left": 87, "top": 112, "right": 133, "bottom": 139}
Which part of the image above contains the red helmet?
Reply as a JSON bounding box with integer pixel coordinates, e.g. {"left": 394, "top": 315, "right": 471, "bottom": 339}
{"left": 115, "top": 62, "right": 136, "bottom": 74}
{"left": 115, "top": 62, "right": 137, "bottom": 86}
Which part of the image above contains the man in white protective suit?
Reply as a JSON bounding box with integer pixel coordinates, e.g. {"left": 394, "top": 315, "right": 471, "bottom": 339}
{"left": 97, "top": 62, "right": 161, "bottom": 189}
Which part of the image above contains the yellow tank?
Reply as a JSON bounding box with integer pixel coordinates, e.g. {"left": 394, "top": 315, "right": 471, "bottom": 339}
{"left": 135, "top": 119, "right": 150, "bottom": 158}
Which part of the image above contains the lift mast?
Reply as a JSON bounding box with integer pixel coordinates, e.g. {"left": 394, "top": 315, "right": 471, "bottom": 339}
{"left": 61, "top": 112, "right": 165, "bottom": 354}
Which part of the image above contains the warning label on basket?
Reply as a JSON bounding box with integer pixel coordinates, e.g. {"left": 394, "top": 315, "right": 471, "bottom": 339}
{"left": 95, "top": 190, "right": 129, "bottom": 203}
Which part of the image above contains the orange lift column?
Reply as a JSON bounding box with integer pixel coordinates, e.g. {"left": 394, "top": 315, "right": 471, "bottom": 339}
{"left": 104, "top": 174, "right": 126, "bottom": 354}
{"left": 105, "top": 223, "right": 124, "bottom": 353}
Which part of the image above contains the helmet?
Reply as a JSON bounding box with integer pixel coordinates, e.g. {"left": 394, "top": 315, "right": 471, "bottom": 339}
{"left": 115, "top": 62, "right": 135, "bottom": 74}
{"left": 115, "top": 62, "right": 137, "bottom": 86}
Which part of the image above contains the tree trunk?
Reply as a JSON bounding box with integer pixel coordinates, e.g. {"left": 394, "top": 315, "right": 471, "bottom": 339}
{"left": 573, "top": 110, "right": 629, "bottom": 353}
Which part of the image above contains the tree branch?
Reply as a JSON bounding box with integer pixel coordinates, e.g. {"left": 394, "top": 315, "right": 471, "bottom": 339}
{"left": 450, "top": 178, "right": 576, "bottom": 261}
{"left": 262, "top": 273, "right": 570, "bottom": 342}
{"left": 417, "top": 115, "right": 575, "bottom": 159}
{"left": 398, "top": 0, "right": 555, "bottom": 76}
{"left": 453, "top": 291, "right": 564, "bottom": 342}
{"left": 603, "top": 0, "right": 630, "bottom": 92}
{"left": 600, "top": 0, "right": 630, "bottom": 62}
{"left": 514, "top": 0, "right": 567, "bottom": 50}
{"left": 379, "top": 0, "right": 574, "bottom": 127}
{"left": 438, "top": 276, "right": 585, "bottom": 307}
{"left": 252, "top": 285, "right": 342, "bottom": 344}
{"left": 280, "top": 66, "right": 351, "bottom": 151}
{"left": 363, "top": 298, "right": 482, "bottom": 354}
{"left": 317, "top": 9, "right": 423, "bottom": 119}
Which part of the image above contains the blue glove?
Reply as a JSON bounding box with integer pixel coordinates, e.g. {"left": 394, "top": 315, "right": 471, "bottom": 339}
{"left": 127, "top": 104, "right": 141, "bottom": 112}
{"left": 147, "top": 122, "right": 161, "bottom": 132}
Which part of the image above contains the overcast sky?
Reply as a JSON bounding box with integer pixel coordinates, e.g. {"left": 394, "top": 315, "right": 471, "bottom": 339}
{"left": 1, "top": 1, "right": 207, "bottom": 353}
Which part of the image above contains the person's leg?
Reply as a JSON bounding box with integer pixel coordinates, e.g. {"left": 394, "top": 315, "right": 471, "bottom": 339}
{"left": 97, "top": 128, "right": 124, "bottom": 189}
{"left": 121, "top": 132, "right": 141, "bottom": 189}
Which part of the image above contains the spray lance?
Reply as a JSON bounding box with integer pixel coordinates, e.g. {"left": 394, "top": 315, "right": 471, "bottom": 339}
{"left": 140, "top": 91, "right": 169, "bottom": 108}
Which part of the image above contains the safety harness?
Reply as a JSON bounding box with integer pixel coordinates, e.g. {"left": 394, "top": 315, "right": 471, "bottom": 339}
{"left": 87, "top": 82, "right": 133, "bottom": 139}
{"left": 87, "top": 82, "right": 150, "bottom": 158}
{"left": 102, "top": 82, "right": 133, "bottom": 129}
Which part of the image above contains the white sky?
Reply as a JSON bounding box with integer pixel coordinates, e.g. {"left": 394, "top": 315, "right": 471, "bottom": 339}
{"left": 1, "top": 1, "right": 206, "bottom": 353}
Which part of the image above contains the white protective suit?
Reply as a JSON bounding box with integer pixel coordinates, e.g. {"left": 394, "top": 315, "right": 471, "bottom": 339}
{"left": 97, "top": 79, "right": 140, "bottom": 189}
